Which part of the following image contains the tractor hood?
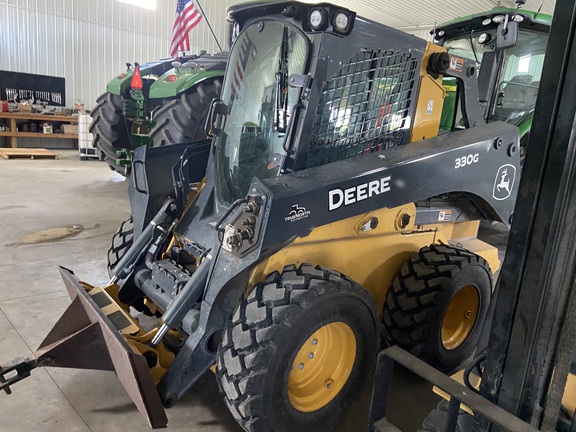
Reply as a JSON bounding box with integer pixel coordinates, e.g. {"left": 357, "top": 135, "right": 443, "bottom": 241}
{"left": 106, "top": 58, "right": 175, "bottom": 95}
{"left": 148, "top": 54, "right": 227, "bottom": 99}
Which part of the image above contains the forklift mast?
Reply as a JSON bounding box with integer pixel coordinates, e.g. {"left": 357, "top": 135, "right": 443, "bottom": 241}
{"left": 369, "top": 0, "right": 576, "bottom": 430}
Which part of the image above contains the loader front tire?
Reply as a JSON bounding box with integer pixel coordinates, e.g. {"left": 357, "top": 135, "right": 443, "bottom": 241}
{"left": 383, "top": 244, "right": 492, "bottom": 372}
{"left": 90, "top": 92, "right": 133, "bottom": 176}
{"left": 107, "top": 216, "right": 134, "bottom": 277}
{"left": 216, "top": 264, "right": 379, "bottom": 432}
{"left": 149, "top": 78, "right": 222, "bottom": 147}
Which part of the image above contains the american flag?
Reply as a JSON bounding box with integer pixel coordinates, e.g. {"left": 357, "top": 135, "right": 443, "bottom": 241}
{"left": 169, "top": 0, "right": 202, "bottom": 58}
{"left": 231, "top": 35, "right": 253, "bottom": 100}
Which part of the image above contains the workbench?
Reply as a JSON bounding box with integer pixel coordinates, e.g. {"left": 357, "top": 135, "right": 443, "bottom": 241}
{"left": 0, "top": 112, "right": 79, "bottom": 148}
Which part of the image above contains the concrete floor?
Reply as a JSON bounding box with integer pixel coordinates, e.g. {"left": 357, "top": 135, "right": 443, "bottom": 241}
{"left": 0, "top": 150, "right": 509, "bottom": 432}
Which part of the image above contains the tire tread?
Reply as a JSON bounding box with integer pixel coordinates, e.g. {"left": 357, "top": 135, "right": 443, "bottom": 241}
{"left": 383, "top": 244, "right": 490, "bottom": 369}
{"left": 216, "top": 264, "right": 377, "bottom": 431}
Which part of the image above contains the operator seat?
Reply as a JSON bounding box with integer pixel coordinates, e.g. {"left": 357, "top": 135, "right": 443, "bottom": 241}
{"left": 501, "top": 74, "right": 533, "bottom": 109}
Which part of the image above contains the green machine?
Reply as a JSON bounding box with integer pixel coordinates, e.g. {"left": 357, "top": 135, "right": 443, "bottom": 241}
{"left": 90, "top": 53, "right": 227, "bottom": 175}
{"left": 435, "top": 8, "right": 551, "bottom": 163}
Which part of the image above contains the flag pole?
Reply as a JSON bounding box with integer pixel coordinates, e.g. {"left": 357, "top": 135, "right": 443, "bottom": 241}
{"left": 195, "top": 0, "right": 223, "bottom": 52}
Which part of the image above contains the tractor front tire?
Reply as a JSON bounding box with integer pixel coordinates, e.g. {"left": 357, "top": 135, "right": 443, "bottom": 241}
{"left": 149, "top": 78, "right": 222, "bottom": 147}
{"left": 107, "top": 216, "right": 154, "bottom": 316}
{"left": 107, "top": 216, "right": 134, "bottom": 277}
{"left": 383, "top": 244, "right": 492, "bottom": 372}
{"left": 216, "top": 264, "right": 379, "bottom": 432}
{"left": 89, "top": 92, "right": 133, "bottom": 176}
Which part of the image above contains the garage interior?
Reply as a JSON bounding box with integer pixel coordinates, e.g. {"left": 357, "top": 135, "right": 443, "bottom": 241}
{"left": 1, "top": 0, "right": 573, "bottom": 431}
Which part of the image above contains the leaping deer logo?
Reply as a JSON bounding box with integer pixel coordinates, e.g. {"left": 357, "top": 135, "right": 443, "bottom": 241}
{"left": 497, "top": 169, "right": 510, "bottom": 194}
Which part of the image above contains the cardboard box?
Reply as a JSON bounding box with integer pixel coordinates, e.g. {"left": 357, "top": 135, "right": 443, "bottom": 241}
{"left": 62, "top": 124, "right": 78, "bottom": 134}
{"left": 18, "top": 103, "right": 32, "bottom": 113}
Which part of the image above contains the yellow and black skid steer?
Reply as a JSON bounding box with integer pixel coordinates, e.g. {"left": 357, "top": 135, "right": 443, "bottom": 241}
{"left": 0, "top": 2, "right": 532, "bottom": 431}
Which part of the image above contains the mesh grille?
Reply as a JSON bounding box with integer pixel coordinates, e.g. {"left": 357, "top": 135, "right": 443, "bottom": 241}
{"left": 306, "top": 50, "right": 418, "bottom": 168}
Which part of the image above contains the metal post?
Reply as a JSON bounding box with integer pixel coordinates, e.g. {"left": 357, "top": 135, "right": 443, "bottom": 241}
{"left": 479, "top": 0, "right": 576, "bottom": 429}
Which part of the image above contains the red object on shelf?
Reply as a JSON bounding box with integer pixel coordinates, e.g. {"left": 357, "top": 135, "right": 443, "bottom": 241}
{"left": 1, "top": 101, "right": 8, "bottom": 112}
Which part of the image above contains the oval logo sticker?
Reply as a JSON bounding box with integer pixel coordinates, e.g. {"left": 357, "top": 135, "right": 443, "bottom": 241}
{"left": 493, "top": 164, "right": 516, "bottom": 201}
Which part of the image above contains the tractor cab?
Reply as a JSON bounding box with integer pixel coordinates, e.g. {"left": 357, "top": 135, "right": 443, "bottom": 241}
{"left": 434, "top": 8, "right": 550, "bottom": 141}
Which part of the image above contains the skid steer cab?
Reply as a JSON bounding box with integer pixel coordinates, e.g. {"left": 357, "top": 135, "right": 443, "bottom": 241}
{"left": 1, "top": 2, "right": 524, "bottom": 431}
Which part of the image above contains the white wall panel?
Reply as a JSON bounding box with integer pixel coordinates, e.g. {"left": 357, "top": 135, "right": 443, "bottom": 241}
{"left": 0, "top": 0, "right": 183, "bottom": 109}
{"left": 0, "top": 0, "right": 557, "bottom": 110}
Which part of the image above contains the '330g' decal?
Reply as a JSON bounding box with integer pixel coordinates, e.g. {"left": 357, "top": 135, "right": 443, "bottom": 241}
{"left": 455, "top": 153, "right": 479, "bottom": 169}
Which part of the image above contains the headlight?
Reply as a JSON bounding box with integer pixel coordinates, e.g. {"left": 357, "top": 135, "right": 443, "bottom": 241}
{"left": 332, "top": 11, "right": 350, "bottom": 33}
{"left": 478, "top": 33, "right": 492, "bottom": 44}
{"left": 308, "top": 8, "right": 327, "bottom": 31}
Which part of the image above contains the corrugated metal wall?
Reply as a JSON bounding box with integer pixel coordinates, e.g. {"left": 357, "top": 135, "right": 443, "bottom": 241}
{"left": 1, "top": 0, "right": 556, "bottom": 109}
{"left": 0, "top": 0, "right": 235, "bottom": 109}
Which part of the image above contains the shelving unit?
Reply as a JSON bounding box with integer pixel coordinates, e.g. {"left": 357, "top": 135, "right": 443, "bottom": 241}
{"left": 0, "top": 112, "right": 79, "bottom": 148}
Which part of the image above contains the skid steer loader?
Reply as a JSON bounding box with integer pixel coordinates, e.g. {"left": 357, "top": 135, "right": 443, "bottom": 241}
{"left": 0, "top": 2, "right": 528, "bottom": 431}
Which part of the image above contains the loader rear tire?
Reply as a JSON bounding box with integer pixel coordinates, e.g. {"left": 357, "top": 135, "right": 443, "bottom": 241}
{"left": 383, "top": 244, "right": 492, "bottom": 373}
{"left": 107, "top": 216, "right": 134, "bottom": 277}
{"left": 89, "top": 92, "right": 133, "bottom": 176}
{"left": 149, "top": 78, "right": 222, "bottom": 147}
{"left": 216, "top": 264, "right": 379, "bottom": 432}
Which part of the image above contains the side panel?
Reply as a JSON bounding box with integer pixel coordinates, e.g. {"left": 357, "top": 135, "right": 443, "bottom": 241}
{"left": 261, "top": 121, "right": 520, "bottom": 249}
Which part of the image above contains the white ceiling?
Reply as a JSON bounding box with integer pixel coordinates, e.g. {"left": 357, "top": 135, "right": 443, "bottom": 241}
{"left": 299, "top": 0, "right": 556, "bottom": 33}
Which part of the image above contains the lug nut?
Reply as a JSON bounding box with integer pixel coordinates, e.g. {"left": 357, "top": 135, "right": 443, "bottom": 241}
{"left": 325, "top": 379, "right": 334, "bottom": 389}
{"left": 298, "top": 363, "right": 304, "bottom": 370}
{"left": 465, "top": 311, "right": 473, "bottom": 319}
{"left": 312, "top": 339, "right": 318, "bottom": 345}
{"left": 308, "top": 353, "right": 314, "bottom": 359}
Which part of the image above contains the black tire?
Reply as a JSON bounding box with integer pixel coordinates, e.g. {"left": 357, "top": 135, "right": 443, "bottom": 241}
{"left": 383, "top": 244, "right": 492, "bottom": 372}
{"left": 149, "top": 78, "right": 222, "bottom": 147}
{"left": 89, "top": 92, "right": 133, "bottom": 176}
{"left": 216, "top": 264, "right": 379, "bottom": 432}
{"left": 107, "top": 216, "right": 134, "bottom": 277}
{"left": 107, "top": 217, "right": 153, "bottom": 316}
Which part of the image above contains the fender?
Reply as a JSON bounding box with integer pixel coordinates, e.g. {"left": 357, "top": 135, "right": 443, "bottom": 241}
{"left": 106, "top": 58, "right": 175, "bottom": 95}
{"left": 148, "top": 69, "right": 225, "bottom": 99}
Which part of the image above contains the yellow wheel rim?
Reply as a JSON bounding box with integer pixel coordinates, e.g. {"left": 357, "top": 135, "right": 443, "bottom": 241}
{"left": 287, "top": 322, "right": 356, "bottom": 412}
{"left": 441, "top": 285, "right": 480, "bottom": 350}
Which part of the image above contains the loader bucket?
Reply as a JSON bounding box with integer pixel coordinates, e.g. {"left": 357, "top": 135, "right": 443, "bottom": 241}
{"left": 1, "top": 267, "right": 167, "bottom": 428}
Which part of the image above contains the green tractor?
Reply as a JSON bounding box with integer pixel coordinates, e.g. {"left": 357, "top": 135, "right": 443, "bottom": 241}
{"left": 90, "top": 53, "right": 227, "bottom": 176}
{"left": 434, "top": 8, "right": 550, "bottom": 161}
